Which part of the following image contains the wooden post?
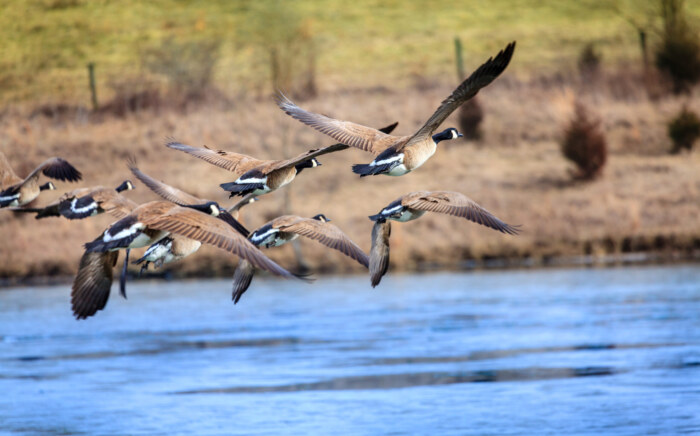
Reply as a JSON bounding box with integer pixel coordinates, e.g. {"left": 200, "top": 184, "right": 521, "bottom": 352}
{"left": 454, "top": 37, "right": 465, "bottom": 80}
{"left": 87, "top": 63, "right": 98, "bottom": 110}
{"left": 282, "top": 126, "right": 310, "bottom": 272}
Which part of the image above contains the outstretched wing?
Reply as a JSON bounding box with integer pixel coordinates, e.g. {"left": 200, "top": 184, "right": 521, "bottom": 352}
{"left": 401, "top": 42, "right": 515, "bottom": 150}
{"left": 276, "top": 93, "right": 404, "bottom": 155}
{"left": 145, "top": 207, "right": 298, "bottom": 279}
{"left": 166, "top": 141, "right": 271, "bottom": 176}
{"left": 22, "top": 157, "right": 82, "bottom": 184}
{"left": 264, "top": 122, "right": 400, "bottom": 172}
{"left": 278, "top": 217, "right": 369, "bottom": 268}
{"left": 128, "top": 160, "right": 204, "bottom": 205}
{"left": 403, "top": 191, "right": 520, "bottom": 235}
{"left": 71, "top": 251, "right": 119, "bottom": 319}
{"left": 95, "top": 193, "right": 139, "bottom": 219}
{"left": 369, "top": 220, "right": 391, "bottom": 287}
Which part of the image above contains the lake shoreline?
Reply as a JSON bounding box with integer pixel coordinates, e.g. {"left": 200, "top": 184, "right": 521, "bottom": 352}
{"left": 2, "top": 249, "right": 697, "bottom": 289}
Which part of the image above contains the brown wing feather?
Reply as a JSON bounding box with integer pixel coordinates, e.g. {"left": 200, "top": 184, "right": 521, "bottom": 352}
{"left": 277, "top": 218, "right": 369, "bottom": 268}
{"left": 71, "top": 251, "right": 119, "bottom": 319}
{"left": 0, "top": 152, "right": 22, "bottom": 189}
{"left": 23, "top": 157, "right": 82, "bottom": 184}
{"left": 231, "top": 259, "right": 256, "bottom": 304}
{"left": 144, "top": 207, "right": 297, "bottom": 279}
{"left": 128, "top": 161, "right": 204, "bottom": 205}
{"left": 166, "top": 141, "right": 271, "bottom": 176}
{"left": 93, "top": 191, "right": 139, "bottom": 219}
{"left": 401, "top": 42, "right": 516, "bottom": 150}
{"left": 276, "top": 93, "right": 404, "bottom": 155}
{"left": 403, "top": 191, "right": 520, "bottom": 235}
{"left": 370, "top": 220, "right": 391, "bottom": 287}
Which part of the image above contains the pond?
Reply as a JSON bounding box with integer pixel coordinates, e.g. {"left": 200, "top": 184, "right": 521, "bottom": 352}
{"left": 1, "top": 265, "right": 699, "bottom": 435}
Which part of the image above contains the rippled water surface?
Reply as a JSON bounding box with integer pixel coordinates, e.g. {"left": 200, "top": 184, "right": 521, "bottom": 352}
{"left": 1, "top": 265, "right": 699, "bottom": 435}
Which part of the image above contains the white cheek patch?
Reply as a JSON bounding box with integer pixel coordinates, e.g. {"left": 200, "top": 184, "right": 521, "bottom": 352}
{"left": 370, "top": 153, "right": 404, "bottom": 167}
{"left": 451, "top": 130, "right": 458, "bottom": 139}
{"left": 103, "top": 222, "right": 145, "bottom": 242}
{"left": 70, "top": 198, "right": 98, "bottom": 215}
{"left": 250, "top": 227, "right": 278, "bottom": 244}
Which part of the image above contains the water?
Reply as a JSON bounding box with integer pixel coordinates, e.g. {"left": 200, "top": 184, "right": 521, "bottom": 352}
{"left": 1, "top": 265, "right": 699, "bottom": 435}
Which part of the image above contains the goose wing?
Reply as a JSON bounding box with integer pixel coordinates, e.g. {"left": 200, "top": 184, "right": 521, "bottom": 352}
{"left": 22, "top": 157, "right": 82, "bottom": 184}
{"left": 231, "top": 259, "right": 256, "bottom": 304}
{"left": 370, "top": 220, "right": 391, "bottom": 287}
{"left": 71, "top": 251, "right": 119, "bottom": 319}
{"left": 128, "top": 160, "right": 204, "bottom": 205}
{"left": 0, "top": 152, "right": 22, "bottom": 189}
{"left": 93, "top": 191, "right": 139, "bottom": 219}
{"left": 263, "top": 122, "right": 401, "bottom": 172}
{"left": 399, "top": 42, "right": 515, "bottom": 151}
{"left": 277, "top": 217, "right": 369, "bottom": 267}
{"left": 402, "top": 191, "right": 520, "bottom": 235}
{"left": 144, "top": 207, "right": 297, "bottom": 278}
{"left": 276, "top": 93, "right": 404, "bottom": 156}
{"left": 166, "top": 141, "right": 271, "bottom": 176}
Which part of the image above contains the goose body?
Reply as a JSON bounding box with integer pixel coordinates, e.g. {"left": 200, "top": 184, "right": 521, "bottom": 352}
{"left": 368, "top": 191, "right": 520, "bottom": 287}
{"left": 276, "top": 42, "right": 515, "bottom": 177}
{"left": 128, "top": 162, "right": 256, "bottom": 271}
{"left": 232, "top": 214, "right": 369, "bottom": 304}
{"left": 0, "top": 152, "right": 82, "bottom": 208}
{"left": 16, "top": 180, "right": 135, "bottom": 219}
{"left": 165, "top": 122, "right": 398, "bottom": 197}
{"left": 73, "top": 199, "right": 300, "bottom": 319}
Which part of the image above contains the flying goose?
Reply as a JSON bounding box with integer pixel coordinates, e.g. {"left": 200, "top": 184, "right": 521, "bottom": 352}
{"left": 368, "top": 191, "right": 520, "bottom": 287}
{"left": 276, "top": 42, "right": 515, "bottom": 177}
{"left": 73, "top": 200, "right": 301, "bottom": 319}
{"left": 14, "top": 180, "right": 135, "bottom": 219}
{"left": 0, "top": 152, "right": 82, "bottom": 208}
{"left": 231, "top": 214, "right": 369, "bottom": 304}
{"left": 127, "top": 161, "right": 256, "bottom": 272}
{"left": 165, "top": 122, "right": 398, "bottom": 197}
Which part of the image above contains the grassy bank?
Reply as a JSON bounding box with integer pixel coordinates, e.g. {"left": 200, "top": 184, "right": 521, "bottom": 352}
{"left": 4, "top": 0, "right": 698, "bottom": 104}
{"left": 1, "top": 67, "right": 698, "bottom": 281}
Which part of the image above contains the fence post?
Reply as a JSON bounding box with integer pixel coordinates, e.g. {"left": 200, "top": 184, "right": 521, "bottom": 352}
{"left": 454, "top": 37, "right": 465, "bottom": 80}
{"left": 87, "top": 63, "right": 98, "bottom": 110}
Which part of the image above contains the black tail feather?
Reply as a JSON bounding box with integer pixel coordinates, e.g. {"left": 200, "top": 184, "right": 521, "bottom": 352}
{"left": 220, "top": 182, "right": 263, "bottom": 197}
{"left": 352, "top": 163, "right": 394, "bottom": 177}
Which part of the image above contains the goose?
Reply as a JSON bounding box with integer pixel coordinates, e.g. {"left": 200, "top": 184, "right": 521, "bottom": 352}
{"left": 231, "top": 214, "right": 369, "bottom": 304}
{"left": 72, "top": 200, "right": 302, "bottom": 319}
{"left": 368, "top": 191, "right": 520, "bottom": 287}
{"left": 14, "top": 180, "right": 135, "bottom": 219}
{"left": 165, "top": 122, "right": 398, "bottom": 197}
{"left": 0, "top": 152, "right": 82, "bottom": 208}
{"left": 276, "top": 41, "right": 515, "bottom": 177}
{"left": 127, "top": 161, "right": 257, "bottom": 272}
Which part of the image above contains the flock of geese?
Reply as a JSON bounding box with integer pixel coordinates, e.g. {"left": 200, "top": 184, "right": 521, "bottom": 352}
{"left": 1, "top": 41, "right": 520, "bottom": 319}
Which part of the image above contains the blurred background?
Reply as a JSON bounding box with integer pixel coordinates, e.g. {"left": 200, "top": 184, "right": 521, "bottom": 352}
{"left": 2, "top": 2, "right": 700, "bottom": 434}
{"left": 0, "top": 0, "right": 698, "bottom": 280}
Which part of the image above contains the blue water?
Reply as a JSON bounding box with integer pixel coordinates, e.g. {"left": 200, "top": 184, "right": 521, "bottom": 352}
{"left": 1, "top": 265, "right": 699, "bottom": 435}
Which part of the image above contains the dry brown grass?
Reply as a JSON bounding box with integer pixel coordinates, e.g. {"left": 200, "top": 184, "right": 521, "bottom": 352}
{"left": 1, "top": 69, "right": 699, "bottom": 281}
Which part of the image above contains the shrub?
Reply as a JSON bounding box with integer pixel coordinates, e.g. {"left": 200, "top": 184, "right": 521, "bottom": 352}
{"left": 141, "top": 38, "right": 220, "bottom": 100}
{"left": 560, "top": 103, "right": 608, "bottom": 180}
{"left": 668, "top": 106, "right": 700, "bottom": 153}
{"left": 655, "top": 0, "right": 700, "bottom": 93}
{"left": 578, "top": 42, "right": 602, "bottom": 79}
{"left": 457, "top": 98, "right": 483, "bottom": 140}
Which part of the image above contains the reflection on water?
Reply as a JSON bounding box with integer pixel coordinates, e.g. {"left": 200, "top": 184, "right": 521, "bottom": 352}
{"left": 1, "top": 265, "right": 699, "bottom": 435}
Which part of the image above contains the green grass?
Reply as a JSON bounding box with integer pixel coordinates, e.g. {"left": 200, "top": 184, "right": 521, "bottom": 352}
{"left": 1, "top": 0, "right": 698, "bottom": 104}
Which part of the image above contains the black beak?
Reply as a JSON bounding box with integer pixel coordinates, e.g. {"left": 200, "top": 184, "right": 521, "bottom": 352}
{"left": 457, "top": 133, "right": 464, "bottom": 138}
